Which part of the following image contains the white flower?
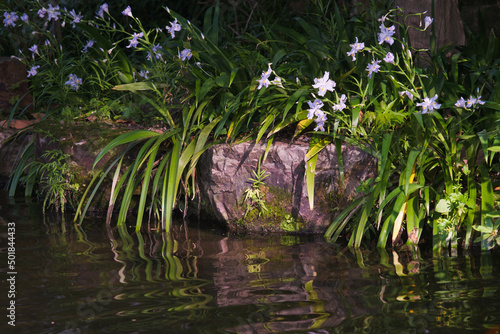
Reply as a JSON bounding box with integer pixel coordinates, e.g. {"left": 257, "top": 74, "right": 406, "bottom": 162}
{"left": 271, "top": 76, "right": 284, "bottom": 88}
{"left": 416, "top": 94, "right": 440, "bottom": 114}
{"left": 332, "top": 94, "right": 347, "bottom": 111}
{"left": 312, "top": 71, "right": 336, "bottom": 97}
{"left": 378, "top": 24, "right": 395, "bottom": 45}
{"left": 347, "top": 37, "right": 365, "bottom": 61}
{"left": 399, "top": 90, "right": 413, "bottom": 100}
{"left": 307, "top": 99, "right": 324, "bottom": 119}
{"left": 466, "top": 96, "right": 477, "bottom": 108}
{"left": 366, "top": 59, "right": 381, "bottom": 78}
{"left": 455, "top": 97, "right": 466, "bottom": 108}
{"left": 383, "top": 52, "right": 395, "bottom": 64}
{"left": 424, "top": 16, "right": 433, "bottom": 30}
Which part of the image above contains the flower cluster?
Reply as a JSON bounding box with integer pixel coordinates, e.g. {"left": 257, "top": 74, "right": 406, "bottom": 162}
{"left": 455, "top": 96, "right": 485, "bottom": 109}
{"left": 256, "top": 63, "right": 283, "bottom": 90}
{"left": 38, "top": 4, "right": 61, "bottom": 21}
{"left": 305, "top": 73, "right": 344, "bottom": 132}
{"left": 65, "top": 74, "right": 82, "bottom": 90}
{"left": 307, "top": 99, "right": 327, "bottom": 131}
{"left": 147, "top": 44, "right": 163, "bottom": 60}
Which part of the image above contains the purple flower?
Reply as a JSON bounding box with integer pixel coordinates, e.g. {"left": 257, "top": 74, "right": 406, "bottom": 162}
{"left": 257, "top": 67, "right": 271, "bottom": 90}
{"left": 180, "top": 48, "right": 192, "bottom": 61}
{"left": 147, "top": 44, "right": 163, "bottom": 60}
{"left": 455, "top": 97, "right": 466, "bottom": 108}
{"left": 27, "top": 65, "right": 40, "bottom": 77}
{"left": 97, "top": 4, "right": 109, "bottom": 18}
{"left": 366, "top": 59, "right": 381, "bottom": 78}
{"left": 82, "top": 40, "right": 95, "bottom": 53}
{"left": 139, "top": 70, "right": 149, "bottom": 79}
{"left": 122, "top": 6, "right": 133, "bottom": 18}
{"left": 378, "top": 24, "right": 395, "bottom": 45}
{"left": 399, "top": 90, "right": 413, "bottom": 100}
{"left": 46, "top": 4, "right": 61, "bottom": 21}
{"left": 38, "top": 8, "right": 47, "bottom": 18}
{"left": 21, "top": 13, "right": 28, "bottom": 23}
{"left": 466, "top": 96, "right": 476, "bottom": 108}
{"left": 270, "top": 76, "right": 284, "bottom": 88}
{"left": 65, "top": 74, "right": 82, "bottom": 90}
{"left": 126, "top": 32, "right": 143, "bottom": 48}
{"left": 424, "top": 16, "right": 433, "bottom": 30}
{"left": 29, "top": 44, "right": 39, "bottom": 57}
{"left": 314, "top": 113, "right": 327, "bottom": 132}
{"left": 347, "top": 37, "right": 365, "bottom": 61}
{"left": 3, "top": 12, "right": 19, "bottom": 27}
{"left": 166, "top": 18, "right": 181, "bottom": 38}
{"left": 383, "top": 52, "right": 395, "bottom": 64}
{"left": 69, "top": 9, "right": 82, "bottom": 27}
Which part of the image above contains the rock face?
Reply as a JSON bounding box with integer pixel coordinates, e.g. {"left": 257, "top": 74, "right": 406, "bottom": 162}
{"left": 198, "top": 140, "right": 377, "bottom": 233}
{"left": 0, "top": 57, "right": 33, "bottom": 114}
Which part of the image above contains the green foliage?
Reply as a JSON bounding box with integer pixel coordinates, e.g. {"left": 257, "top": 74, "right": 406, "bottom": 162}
{"left": 20, "top": 130, "right": 80, "bottom": 214}
{"left": 29, "top": 148, "right": 79, "bottom": 214}
{"left": 280, "top": 214, "right": 299, "bottom": 233}
{"left": 473, "top": 212, "right": 500, "bottom": 250}
{"left": 242, "top": 156, "right": 269, "bottom": 218}
{"left": 3, "top": 1, "right": 499, "bottom": 251}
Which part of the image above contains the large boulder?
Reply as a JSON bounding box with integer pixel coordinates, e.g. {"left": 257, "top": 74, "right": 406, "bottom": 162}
{"left": 198, "top": 140, "right": 377, "bottom": 233}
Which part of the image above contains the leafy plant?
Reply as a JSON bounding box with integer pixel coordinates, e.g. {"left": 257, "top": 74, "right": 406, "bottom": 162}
{"left": 473, "top": 212, "right": 500, "bottom": 250}
{"left": 242, "top": 156, "right": 269, "bottom": 218}
{"left": 280, "top": 214, "right": 299, "bottom": 233}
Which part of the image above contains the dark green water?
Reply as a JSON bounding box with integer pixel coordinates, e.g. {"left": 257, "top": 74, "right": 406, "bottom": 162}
{"left": 1, "top": 193, "right": 500, "bottom": 334}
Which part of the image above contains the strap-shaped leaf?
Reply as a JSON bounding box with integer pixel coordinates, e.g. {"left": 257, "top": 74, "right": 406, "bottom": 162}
{"left": 93, "top": 130, "right": 160, "bottom": 168}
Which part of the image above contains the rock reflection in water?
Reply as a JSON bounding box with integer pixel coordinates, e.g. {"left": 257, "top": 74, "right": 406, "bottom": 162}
{"left": 206, "top": 234, "right": 380, "bottom": 333}
{"left": 1, "top": 194, "right": 500, "bottom": 334}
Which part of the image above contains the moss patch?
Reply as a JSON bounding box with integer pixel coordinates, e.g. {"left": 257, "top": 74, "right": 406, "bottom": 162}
{"left": 233, "top": 184, "right": 307, "bottom": 233}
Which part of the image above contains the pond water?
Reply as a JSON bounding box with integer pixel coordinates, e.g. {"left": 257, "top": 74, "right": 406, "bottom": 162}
{"left": 1, "top": 192, "right": 500, "bottom": 334}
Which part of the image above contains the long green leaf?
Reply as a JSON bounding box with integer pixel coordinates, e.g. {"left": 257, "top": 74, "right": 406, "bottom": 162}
{"left": 113, "top": 82, "right": 166, "bottom": 91}
{"left": 305, "top": 137, "right": 332, "bottom": 160}
{"left": 306, "top": 153, "right": 318, "bottom": 210}
{"left": 94, "top": 130, "right": 160, "bottom": 168}
{"left": 480, "top": 164, "right": 495, "bottom": 250}
{"left": 324, "top": 196, "right": 365, "bottom": 242}
{"left": 136, "top": 143, "right": 160, "bottom": 231}
{"left": 163, "top": 139, "right": 181, "bottom": 231}
{"left": 117, "top": 137, "right": 158, "bottom": 225}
